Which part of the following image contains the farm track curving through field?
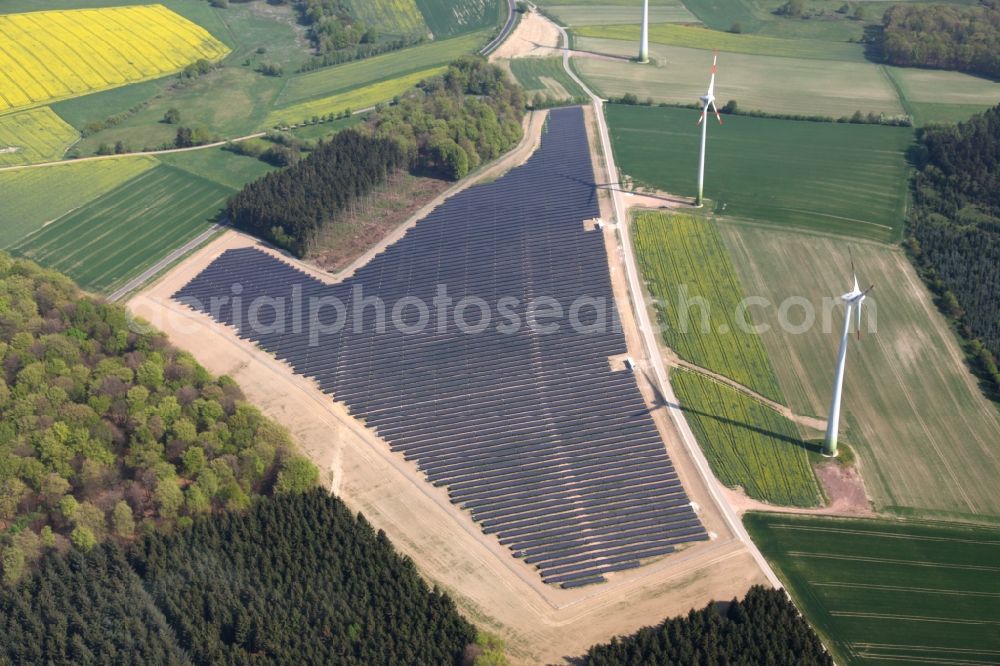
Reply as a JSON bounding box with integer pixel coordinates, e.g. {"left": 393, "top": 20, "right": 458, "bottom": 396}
{"left": 551, "top": 19, "right": 783, "bottom": 589}
{"left": 664, "top": 352, "right": 828, "bottom": 432}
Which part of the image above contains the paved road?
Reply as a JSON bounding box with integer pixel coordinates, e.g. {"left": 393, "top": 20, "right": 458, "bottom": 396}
{"left": 107, "top": 222, "right": 225, "bottom": 302}
{"left": 0, "top": 106, "right": 379, "bottom": 174}
{"left": 554, "top": 23, "right": 783, "bottom": 589}
{"left": 480, "top": 0, "right": 518, "bottom": 55}
{"left": 0, "top": 132, "right": 265, "bottom": 173}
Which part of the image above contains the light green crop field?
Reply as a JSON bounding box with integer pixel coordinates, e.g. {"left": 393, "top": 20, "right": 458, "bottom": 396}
{"left": 883, "top": 65, "right": 999, "bottom": 126}
{"left": 608, "top": 105, "right": 911, "bottom": 242}
{"left": 9, "top": 164, "right": 231, "bottom": 293}
{"left": 276, "top": 32, "right": 486, "bottom": 107}
{"left": 509, "top": 58, "right": 588, "bottom": 101}
{"left": 574, "top": 23, "right": 866, "bottom": 61}
{"left": 0, "top": 106, "right": 78, "bottom": 166}
{"left": 745, "top": 513, "right": 1000, "bottom": 665}
{"left": 346, "top": 0, "right": 426, "bottom": 35}
{"left": 722, "top": 224, "right": 1000, "bottom": 520}
{"left": 416, "top": 0, "right": 503, "bottom": 38}
{"left": 574, "top": 39, "right": 903, "bottom": 117}
{"left": 156, "top": 146, "right": 276, "bottom": 191}
{"left": 267, "top": 67, "right": 447, "bottom": 127}
{"left": 634, "top": 212, "right": 784, "bottom": 401}
{"left": 673, "top": 369, "right": 821, "bottom": 506}
{"left": 0, "top": 157, "right": 157, "bottom": 247}
{"left": 540, "top": 1, "right": 697, "bottom": 26}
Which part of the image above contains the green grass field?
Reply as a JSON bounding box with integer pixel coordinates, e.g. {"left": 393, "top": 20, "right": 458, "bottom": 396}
{"left": 155, "top": 146, "right": 276, "bottom": 190}
{"left": 574, "top": 23, "right": 866, "bottom": 61}
{"left": 277, "top": 32, "right": 486, "bottom": 108}
{"left": 634, "top": 212, "right": 784, "bottom": 401}
{"left": 722, "top": 223, "right": 1000, "bottom": 519}
{"left": 416, "top": 0, "right": 504, "bottom": 38}
{"left": 346, "top": 0, "right": 427, "bottom": 36}
{"left": 0, "top": 157, "right": 157, "bottom": 248}
{"left": 267, "top": 67, "right": 447, "bottom": 126}
{"left": 673, "top": 369, "right": 821, "bottom": 506}
{"left": 608, "top": 105, "right": 912, "bottom": 242}
{"left": 509, "top": 57, "right": 587, "bottom": 101}
{"left": 539, "top": 0, "right": 697, "bottom": 26}
{"left": 0, "top": 106, "right": 79, "bottom": 166}
{"left": 883, "top": 65, "right": 999, "bottom": 126}
{"left": 575, "top": 39, "right": 904, "bottom": 118}
{"left": 677, "top": 0, "right": 892, "bottom": 41}
{"left": 745, "top": 513, "right": 1000, "bottom": 665}
{"left": 9, "top": 164, "right": 231, "bottom": 293}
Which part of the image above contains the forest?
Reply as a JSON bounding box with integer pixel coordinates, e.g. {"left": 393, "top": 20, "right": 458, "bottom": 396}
{"left": 371, "top": 56, "right": 525, "bottom": 180}
{"left": 906, "top": 104, "right": 1000, "bottom": 394}
{"left": 0, "top": 491, "right": 476, "bottom": 665}
{"left": 585, "top": 586, "right": 832, "bottom": 665}
{"left": 0, "top": 254, "right": 317, "bottom": 584}
{"left": 881, "top": 2, "right": 1000, "bottom": 78}
{"left": 228, "top": 57, "right": 524, "bottom": 255}
{"left": 227, "top": 129, "right": 405, "bottom": 254}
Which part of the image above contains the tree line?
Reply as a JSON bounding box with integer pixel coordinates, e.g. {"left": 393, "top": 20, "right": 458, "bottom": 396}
{"left": 881, "top": 2, "right": 1000, "bottom": 78}
{"left": 228, "top": 57, "right": 525, "bottom": 256}
{"left": 0, "top": 490, "right": 475, "bottom": 665}
{"left": 0, "top": 254, "right": 317, "bottom": 585}
{"left": 586, "top": 586, "right": 832, "bottom": 665}
{"left": 906, "top": 103, "right": 1000, "bottom": 395}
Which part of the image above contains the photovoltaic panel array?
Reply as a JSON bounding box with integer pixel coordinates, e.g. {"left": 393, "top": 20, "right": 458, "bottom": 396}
{"left": 174, "top": 107, "right": 707, "bottom": 587}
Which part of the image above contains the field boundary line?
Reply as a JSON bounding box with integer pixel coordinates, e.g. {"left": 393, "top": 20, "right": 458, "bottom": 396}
{"left": 788, "top": 551, "right": 1000, "bottom": 572}
{"left": 830, "top": 610, "right": 1000, "bottom": 626}
{"left": 813, "top": 581, "right": 1000, "bottom": 597}
{"left": 772, "top": 523, "right": 1000, "bottom": 545}
{"left": 851, "top": 643, "right": 1000, "bottom": 655}
{"left": 108, "top": 221, "right": 226, "bottom": 302}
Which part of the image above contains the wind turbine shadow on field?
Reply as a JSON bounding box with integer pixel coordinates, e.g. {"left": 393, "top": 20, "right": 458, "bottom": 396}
{"left": 639, "top": 368, "right": 822, "bottom": 455}
{"left": 673, "top": 401, "right": 823, "bottom": 456}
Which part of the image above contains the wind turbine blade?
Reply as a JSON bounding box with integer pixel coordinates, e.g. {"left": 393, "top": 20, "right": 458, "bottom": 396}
{"left": 856, "top": 301, "right": 862, "bottom": 340}
{"left": 707, "top": 52, "right": 718, "bottom": 96}
{"left": 697, "top": 107, "right": 706, "bottom": 125}
{"left": 849, "top": 247, "right": 856, "bottom": 279}
{"left": 863, "top": 283, "right": 875, "bottom": 296}
{"left": 710, "top": 99, "right": 723, "bottom": 124}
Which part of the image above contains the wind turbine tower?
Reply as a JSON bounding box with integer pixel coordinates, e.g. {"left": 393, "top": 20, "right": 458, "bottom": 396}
{"left": 639, "top": 0, "right": 649, "bottom": 62}
{"left": 696, "top": 53, "right": 722, "bottom": 207}
{"left": 823, "top": 254, "right": 874, "bottom": 457}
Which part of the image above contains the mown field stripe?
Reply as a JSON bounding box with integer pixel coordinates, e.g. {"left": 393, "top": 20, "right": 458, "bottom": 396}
{"left": 771, "top": 524, "right": 1000, "bottom": 546}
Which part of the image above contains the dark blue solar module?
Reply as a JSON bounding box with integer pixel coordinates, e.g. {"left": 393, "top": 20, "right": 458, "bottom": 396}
{"left": 173, "top": 107, "right": 708, "bottom": 587}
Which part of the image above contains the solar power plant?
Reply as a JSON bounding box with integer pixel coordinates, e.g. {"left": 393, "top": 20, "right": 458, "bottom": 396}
{"left": 174, "top": 107, "right": 708, "bottom": 587}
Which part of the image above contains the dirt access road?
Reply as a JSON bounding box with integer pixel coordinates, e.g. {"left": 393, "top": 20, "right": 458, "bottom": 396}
{"left": 130, "top": 106, "right": 767, "bottom": 663}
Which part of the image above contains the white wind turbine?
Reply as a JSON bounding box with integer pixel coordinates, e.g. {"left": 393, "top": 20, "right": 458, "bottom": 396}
{"left": 695, "top": 52, "right": 722, "bottom": 207}
{"left": 823, "top": 251, "right": 874, "bottom": 457}
{"left": 639, "top": 0, "right": 649, "bottom": 63}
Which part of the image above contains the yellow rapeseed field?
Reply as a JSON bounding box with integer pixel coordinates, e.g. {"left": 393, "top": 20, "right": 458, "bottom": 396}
{"left": 0, "top": 4, "right": 229, "bottom": 113}
{"left": 0, "top": 106, "right": 79, "bottom": 166}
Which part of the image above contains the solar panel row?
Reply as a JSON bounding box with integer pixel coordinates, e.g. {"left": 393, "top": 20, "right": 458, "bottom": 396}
{"left": 174, "top": 107, "right": 708, "bottom": 586}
